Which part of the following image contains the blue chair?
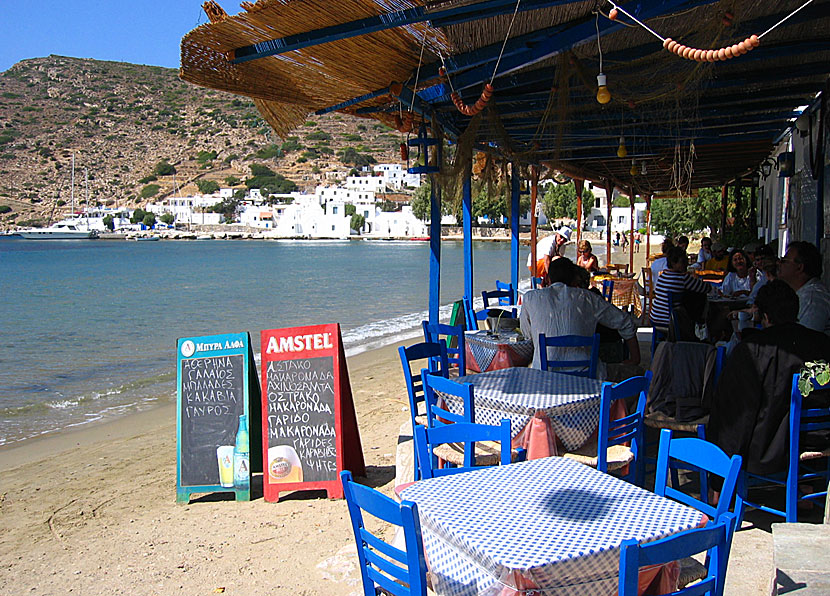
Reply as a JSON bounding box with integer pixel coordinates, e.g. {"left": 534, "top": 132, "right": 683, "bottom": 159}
{"left": 422, "top": 321, "right": 466, "bottom": 375}
{"left": 531, "top": 276, "right": 544, "bottom": 289}
{"left": 564, "top": 376, "right": 648, "bottom": 486}
{"left": 462, "top": 297, "right": 489, "bottom": 331}
{"left": 414, "top": 419, "right": 513, "bottom": 478}
{"left": 481, "top": 290, "right": 517, "bottom": 319}
{"left": 422, "top": 373, "right": 474, "bottom": 428}
{"left": 653, "top": 429, "right": 743, "bottom": 590}
{"left": 340, "top": 471, "right": 427, "bottom": 596}
{"left": 655, "top": 429, "right": 744, "bottom": 522}
{"left": 618, "top": 512, "right": 738, "bottom": 596}
{"left": 601, "top": 278, "right": 615, "bottom": 302}
{"left": 538, "top": 333, "right": 600, "bottom": 378}
{"left": 741, "top": 373, "right": 830, "bottom": 522}
{"left": 495, "top": 280, "right": 516, "bottom": 305}
{"left": 398, "top": 342, "right": 449, "bottom": 481}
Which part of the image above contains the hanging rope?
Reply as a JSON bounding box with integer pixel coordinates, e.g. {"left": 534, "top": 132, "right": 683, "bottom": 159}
{"left": 606, "top": 0, "right": 816, "bottom": 63}
{"left": 448, "top": 0, "right": 522, "bottom": 116}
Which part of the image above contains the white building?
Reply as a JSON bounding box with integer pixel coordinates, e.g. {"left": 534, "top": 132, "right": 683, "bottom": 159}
{"left": 151, "top": 194, "right": 223, "bottom": 226}
{"left": 372, "top": 164, "right": 423, "bottom": 190}
{"left": 345, "top": 175, "right": 386, "bottom": 194}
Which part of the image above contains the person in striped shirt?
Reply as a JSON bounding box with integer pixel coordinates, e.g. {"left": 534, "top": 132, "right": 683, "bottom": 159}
{"left": 650, "top": 246, "right": 715, "bottom": 328}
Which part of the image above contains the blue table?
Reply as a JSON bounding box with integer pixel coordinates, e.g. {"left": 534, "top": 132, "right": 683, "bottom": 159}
{"left": 401, "top": 457, "right": 703, "bottom": 596}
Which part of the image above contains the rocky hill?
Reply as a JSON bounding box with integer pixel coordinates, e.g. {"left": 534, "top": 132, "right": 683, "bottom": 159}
{"left": 0, "top": 55, "right": 403, "bottom": 229}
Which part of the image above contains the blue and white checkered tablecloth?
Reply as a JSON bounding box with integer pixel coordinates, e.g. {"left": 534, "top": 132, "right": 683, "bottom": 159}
{"left": 465, "top": 330, "right": 534, "bottom": 372}
{"left": 441, "top": 367, "right": 604, "bottom": 450}
{"left": 401, "top": 457, "right": 702, "bottom": 596}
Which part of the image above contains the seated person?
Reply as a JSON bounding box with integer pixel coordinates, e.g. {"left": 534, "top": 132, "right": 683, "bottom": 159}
{"left": 650, "top": 247, "right": 714, "bottom": 330}
{"left": 676, "top": 235, "right": 690, "bottom": 255}
{"left": 520, "top": 258, "right": 640, "bottom": 378}
{"left": 650, "top": 238, "right": 674, "bottom": 278}
{"left": 708, "top": 280, "right": 830, "bottom": 475}
{"left": 696, "top": 236, "right": 713, "bottom": 267}
{"left": 576, "top": 240, "right": 599, "bottom": 272}
{"left": 720, "top": 248, "right": 758, "bottom": 297}
{"left": 703, "top": 241, "right": 729, "bottom": 271}
{"left": 778, "top": 240, "right": 830, "bottom": 335}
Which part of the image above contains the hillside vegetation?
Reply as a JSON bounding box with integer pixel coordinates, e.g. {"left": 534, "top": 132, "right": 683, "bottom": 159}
{"left": 0, "top": 55, "right": 402, "bottom": 228}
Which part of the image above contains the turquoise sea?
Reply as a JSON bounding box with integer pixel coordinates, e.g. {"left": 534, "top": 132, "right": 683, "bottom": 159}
{"left": 0, "top": 237, "right": 527, "bottom": 445}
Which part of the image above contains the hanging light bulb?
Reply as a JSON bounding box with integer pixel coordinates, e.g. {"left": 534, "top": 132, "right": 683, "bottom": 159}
{"left": 616, "top": 136, "right": 628, "bottom": 158}
{"left": 596, "top": 73, "right": 611, "bottom": 104}
{"left": 630, "top": 159, "right": 640, "bottom": 177}
{"left": 641, "top": 161, "right": 648, "bottom": 175}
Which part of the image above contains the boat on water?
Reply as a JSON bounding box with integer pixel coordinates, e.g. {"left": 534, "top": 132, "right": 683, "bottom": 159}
{"left": 14, "top": 220, "right": 99, "bottom": 240}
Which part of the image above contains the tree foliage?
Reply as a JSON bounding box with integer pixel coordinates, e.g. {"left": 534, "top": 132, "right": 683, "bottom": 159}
{"left": 244, "top": 164, "right": 297, "bottom": 195}
{"left": 140, "top": 184, "right": 160, "bottom": 199}
{"left": 339, "top": 147, "right": 376, "bottom": 168}
{"left": 196, "top": 179, "right": 220, "bottom": 194}
{"left": 350, "top": 213, "right": 365, "bottom": 232}
{"left": 209, "top": 198, "right": 241, "bottom": 223}
{"left": 344, "top": 203, "right": 356, "bottom": 217}
{"left": 160, "top": 212, "right": 175, "bottom": 225}
{"left": 142, "top": 212, "right": 157, "bottom": 228}
{"left": 153, "top": 160, "right": 176, "bottom": 176}
{"left": 130, "top": 208, "right": 146, "bottom": 224}
{"left": 103, "top": 214, "right": 114, "bottom": 231}
{"left": 541, "top": 182, "right": 594, "bottom": 222}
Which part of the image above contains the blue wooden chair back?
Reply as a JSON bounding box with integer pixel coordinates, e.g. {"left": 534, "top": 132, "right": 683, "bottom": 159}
{"left": 538, "top": 333, "right": 600, "bottom": 378}
{"left": 422, "top": 321, "right": 466, "bottom": 375}
{"left": 495, "top": 280, "right": 516, "bottom": 304}
{"left": 414, "top": 419, "right": 512, "bottom": 478}
{"left": 481, "top": 290, "right": 517, "bottom": 319}
{"left": 742, "top": 373, "right": 830, "bottom": 522}
{"left": 618, "top": 513, "right": 738, "bottom": 596}
{"left": 462, "top": 297, "right": 489, "bottom": 331}
{"left": 713, "top": 345, "right": 726, "bottom": 384}
{"left": 531, "top": 276, "right": 544, "bottom": 289}
{"left": 398, "top": 342, "right": 449, "bottom": 481}
{"left": 601, "top": 279, "right": 615, "bottom": 302}
{"left": 599, "top": 376, "right": 649, "bottom": 486}
{"left": 422, "top": 373, "right": 474, "bottom": 428}
{"left": 655, "top": 429, "right": 743, "bottom": 521}
{"left": 340, "top": 471, "right": 427, "bottom": 596}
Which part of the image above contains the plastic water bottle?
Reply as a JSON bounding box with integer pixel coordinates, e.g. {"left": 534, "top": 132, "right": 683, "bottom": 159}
{"left": 233, "top": 414, "right": 250, "bottom": 490}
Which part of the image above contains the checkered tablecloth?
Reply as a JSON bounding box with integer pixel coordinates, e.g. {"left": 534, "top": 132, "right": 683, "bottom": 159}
{"left": 401, "top": 457, "right": 702, "bottom": 596}
{"left": 442, "top": 368, "right": 604, "bottom": 451}
{"left": 465, "top": 330, "right": 534, "bottom": 372}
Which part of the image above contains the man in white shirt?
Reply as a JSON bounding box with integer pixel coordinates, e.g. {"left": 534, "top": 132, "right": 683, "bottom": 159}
{"left": 521, "top": 258, "right": 640, "bottom": 378}
{"left": 777, "top": 240, "right": 830, "bottom": 334}
{"left": 526, "top": 226, "right": 572, "bottom": 279}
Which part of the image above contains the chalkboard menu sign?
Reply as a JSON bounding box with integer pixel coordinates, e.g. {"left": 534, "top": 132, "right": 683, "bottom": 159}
{"left": 176, "top": 332, "right": 261, "bottom": 503}
{"left": 261, "top": 324, "right": 364, "bottom": 502}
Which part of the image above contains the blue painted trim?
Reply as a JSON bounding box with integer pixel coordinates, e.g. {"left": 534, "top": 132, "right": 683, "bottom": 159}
{"left": 462, "top": 175, "right": 473, "bottom": 303}
{"left": 511, "top": 163, "right": 520, "bottom": 294}
{"left": 314, "top": 87, "right": 390, "bottom": 115}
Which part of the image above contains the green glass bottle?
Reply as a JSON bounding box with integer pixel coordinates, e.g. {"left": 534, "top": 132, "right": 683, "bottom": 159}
{"left": 233, "top": 414, "right": 250, "bottom": 490}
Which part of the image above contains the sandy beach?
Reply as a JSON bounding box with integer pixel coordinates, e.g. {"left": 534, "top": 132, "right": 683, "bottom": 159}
{"left": 0, "top": 340, "right": 410, "bottom": 596}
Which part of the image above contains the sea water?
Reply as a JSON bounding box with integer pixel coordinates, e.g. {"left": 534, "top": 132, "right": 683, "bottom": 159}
{"left": 0, "top": 238, "right": 529, "bottom": 445}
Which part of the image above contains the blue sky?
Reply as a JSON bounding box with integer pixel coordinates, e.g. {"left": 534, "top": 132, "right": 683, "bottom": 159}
{"left": 1, "top": 1, "right": 213, "bottom": 73}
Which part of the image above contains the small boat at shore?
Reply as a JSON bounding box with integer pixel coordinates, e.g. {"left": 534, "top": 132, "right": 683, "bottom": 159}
{"left": 13, "top": 220, "right": 98, "bottom": 240}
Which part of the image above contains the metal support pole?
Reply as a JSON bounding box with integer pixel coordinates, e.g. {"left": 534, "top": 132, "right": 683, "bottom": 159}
{"left": 462, "top": 174, "right": 473, "bottom": 303}
{"left": 511, "top": 162, "right": 520, "bottom": 293}
{"left": 629, "top": 187, "right": 635, "bottom": 273}
{"left": 605, "top": 179, "right": 614, "bottom": 268}
{"left": 574, "top": 178, "right": 584, "bottom": 245}
{"left": 530, "top": 166, "right": 539, "bottom": 278}
{"left": 645, "top": 194, "right": 652, "bottom": 261}
{"left": 429, "top": 176, "right": 441, "bottom": 323}
{"left": 720, "top": 184, "right": 728, "bottom": 237}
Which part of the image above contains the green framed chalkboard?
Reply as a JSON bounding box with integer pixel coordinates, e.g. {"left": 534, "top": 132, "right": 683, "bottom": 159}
{"left": 176, "top": 332, "right": 261, "bottom": 503}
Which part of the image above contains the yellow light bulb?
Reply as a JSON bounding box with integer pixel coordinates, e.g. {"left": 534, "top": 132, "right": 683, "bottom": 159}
{"left": 596, "top": 73, "right": 611, "bottom": 104}
{"left": 630, "top": 159, "right": 640, "bottom": 176}
{"left": 617, "top": 136, "right": 628, "bottom": 158}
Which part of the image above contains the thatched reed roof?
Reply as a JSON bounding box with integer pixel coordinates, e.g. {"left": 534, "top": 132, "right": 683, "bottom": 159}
{"left": 180, "top": 0, "right": 830, "bottom": 191}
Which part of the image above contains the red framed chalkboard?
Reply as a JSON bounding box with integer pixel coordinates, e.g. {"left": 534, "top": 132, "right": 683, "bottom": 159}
{"left": 260, "top": 324, "right": 364, "bottom": 502}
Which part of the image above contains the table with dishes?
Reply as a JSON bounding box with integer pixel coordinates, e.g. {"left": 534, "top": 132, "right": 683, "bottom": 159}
{"left": 464, "top": 329, "right": 534, "bottom": 373}
{"left": 401, "top": 457, "right": 705, "bottom": 596}
{"left": 439, "top": 367, "right": 615, "bottom": 459}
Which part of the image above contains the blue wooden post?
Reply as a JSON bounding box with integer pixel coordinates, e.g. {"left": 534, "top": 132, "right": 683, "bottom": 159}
{"left": 511, "top": 162, "right": 520, "bottom": 294}
{"left": 462, "top": 174, "right": 473, "bottom": 303}
{"left": 429, "top": 177, "right": 441, "bottom": 323}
